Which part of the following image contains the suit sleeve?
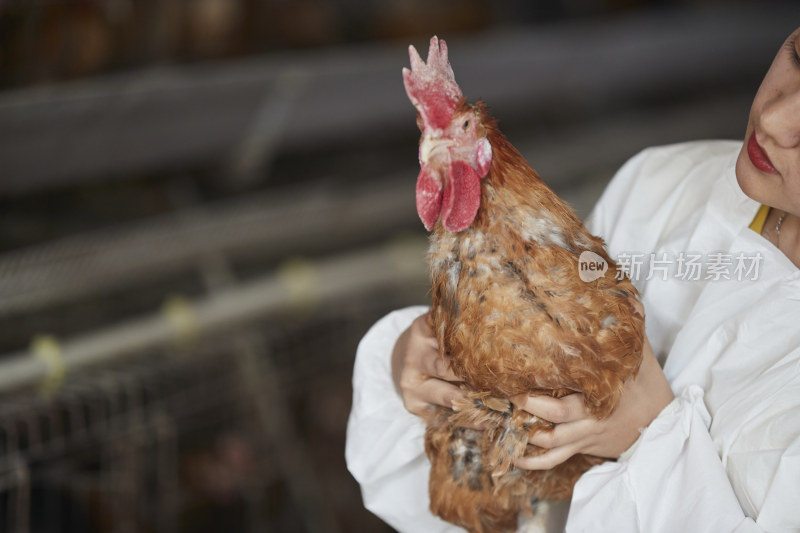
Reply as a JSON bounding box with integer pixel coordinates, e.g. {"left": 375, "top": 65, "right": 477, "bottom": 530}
{"left": 565, "top": 387, "right": 762, "bottom": 533}
{"left": 345, "top": 306, "right": 467, "bottom": 533}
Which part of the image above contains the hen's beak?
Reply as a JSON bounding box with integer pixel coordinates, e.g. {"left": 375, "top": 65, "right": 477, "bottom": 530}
{"left": 420, "top": 136, "right": 453, "bottom": 165}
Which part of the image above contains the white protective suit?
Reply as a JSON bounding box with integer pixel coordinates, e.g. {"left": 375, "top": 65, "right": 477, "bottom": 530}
{"left": 345, "top": 140, "right": 800, "bottom": 533}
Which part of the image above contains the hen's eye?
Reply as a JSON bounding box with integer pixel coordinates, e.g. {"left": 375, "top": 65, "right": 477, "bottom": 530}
{"left": 463, "top": 120, "right": 470, "bottom": 130}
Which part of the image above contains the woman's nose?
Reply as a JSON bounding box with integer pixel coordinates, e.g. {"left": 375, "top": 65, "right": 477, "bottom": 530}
{"left": 761, "top": 89, "right": 800, "bottom": 148}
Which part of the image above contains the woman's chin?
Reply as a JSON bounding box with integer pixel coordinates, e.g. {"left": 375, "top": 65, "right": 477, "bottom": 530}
{"left": 735, "top": 146, "right": 758, "bottom": 201}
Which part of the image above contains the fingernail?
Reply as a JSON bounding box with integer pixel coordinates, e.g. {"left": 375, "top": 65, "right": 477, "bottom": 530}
{"left": 509, "top": 394, "right": 525, "bottom": 407}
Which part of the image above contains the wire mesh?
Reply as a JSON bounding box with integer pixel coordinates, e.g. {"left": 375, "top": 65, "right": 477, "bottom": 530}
{"left": 0, "top": 291, "right": 415, "bottom": 533}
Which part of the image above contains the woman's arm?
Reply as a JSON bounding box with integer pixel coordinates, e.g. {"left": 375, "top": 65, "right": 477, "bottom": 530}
{"left": 509, "top": 342, "right": 763, "bottom": 531}
{"left": 345, "top": 306, "right": 467, "bottom": 533}
{"left": 512, "top": 334, "right": 673, "bottom": 469}
{"left": 566, "top": 386, "right": 762, "bottom": 533}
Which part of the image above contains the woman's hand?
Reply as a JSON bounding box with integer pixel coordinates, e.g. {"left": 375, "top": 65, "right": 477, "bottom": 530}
{"left": 391, "top": 314, "right": 465, "bottom": 417}
{"left": 512, "top": 334, "right": 674, "bottom": 470}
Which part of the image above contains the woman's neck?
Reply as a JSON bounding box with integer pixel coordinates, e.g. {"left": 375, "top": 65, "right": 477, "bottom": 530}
{"left": 763, "top": 208, "right": 800, "bottom": 268}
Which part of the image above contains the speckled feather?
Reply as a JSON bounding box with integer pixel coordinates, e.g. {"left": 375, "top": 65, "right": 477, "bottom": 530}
{"left": 421, "top": 104, "right": 644, "bottom": 533}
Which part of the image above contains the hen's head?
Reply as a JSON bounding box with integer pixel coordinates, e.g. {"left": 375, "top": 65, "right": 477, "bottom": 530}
{"left": 403, "top": 36, "right": 492, "bottom": 233}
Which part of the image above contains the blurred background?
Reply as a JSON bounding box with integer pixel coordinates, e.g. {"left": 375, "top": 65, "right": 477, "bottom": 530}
{"left": 0, "top": 0, "right": 796, "bottom": 532}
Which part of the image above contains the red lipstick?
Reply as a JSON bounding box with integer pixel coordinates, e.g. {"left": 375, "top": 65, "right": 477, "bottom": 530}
{"left": 747, "top": 133, "right": 778, "bottom": 174}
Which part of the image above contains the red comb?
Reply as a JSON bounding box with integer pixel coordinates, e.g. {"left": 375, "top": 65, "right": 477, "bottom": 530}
{"left": 402, "top": 36, "right": 463, "bottom": 131}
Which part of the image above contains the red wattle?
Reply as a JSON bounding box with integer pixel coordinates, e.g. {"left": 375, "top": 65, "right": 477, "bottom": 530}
{"left": 441, "top": 160, "right": 482, "bottom": 232}
{"left": 415, "top": 165, "right": 443, "bottom": 231}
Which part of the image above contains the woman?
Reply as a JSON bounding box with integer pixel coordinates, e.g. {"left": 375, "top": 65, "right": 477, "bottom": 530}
{"left": 346, "top": 27, "right": 800, "bottom": 532}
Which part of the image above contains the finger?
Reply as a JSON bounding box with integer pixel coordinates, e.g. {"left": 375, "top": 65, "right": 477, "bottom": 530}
{"left": 433, "top": 356, "right": 462, "bottom": 381}
{"left": 420, "top": 350, "right": 462, "bottom": 382}
{"left": 514, "top": 444, "right": 579, "bottom": 471}
{"left": 510, "top": 393, "right": 585, "bottom": 424}
{"left": 403, "top": 397, "right": 431, "bottom": 417}
{"left": 527, "top": 420, "right": 593, "bottom": 449}
{"left": 417, "top": 378, "right": 464, "bottom": 409}
{"left": 411, "top": 314, "right": 439, "bottom": 349}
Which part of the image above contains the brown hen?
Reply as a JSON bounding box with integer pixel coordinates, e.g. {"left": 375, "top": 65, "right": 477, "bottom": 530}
{"left": 402, "top": 37, "right": 644, "bottom": 533}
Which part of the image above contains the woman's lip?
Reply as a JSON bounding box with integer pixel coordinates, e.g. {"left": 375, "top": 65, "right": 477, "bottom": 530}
{"left": 747, "top": 133, "right": 779, "bottom": 174}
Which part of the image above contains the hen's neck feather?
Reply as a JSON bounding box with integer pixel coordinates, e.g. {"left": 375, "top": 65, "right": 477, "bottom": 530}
{"left": 470, "top": 103, "right": 586, "bottom": 241}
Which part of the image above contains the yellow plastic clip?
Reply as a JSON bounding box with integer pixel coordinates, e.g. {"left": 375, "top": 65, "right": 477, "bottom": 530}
{"left": 31, "top": 334, "right": 66, "bottom": 396}
{"left": 162, "top": 295, "right": 199, "bottom": 344}
{"left": 278, "top": 257, "right": 320, "bottom": 314}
